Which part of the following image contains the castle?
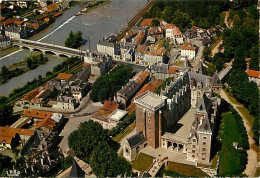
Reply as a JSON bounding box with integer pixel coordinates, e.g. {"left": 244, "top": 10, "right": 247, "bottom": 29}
{"left": 123, "top": 62, "right": 221, "bottom": 165}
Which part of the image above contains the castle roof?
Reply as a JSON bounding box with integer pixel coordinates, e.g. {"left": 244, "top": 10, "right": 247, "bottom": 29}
{"left": 198, "top": 116, "right": 212, "bottom": 133}
{"left": 196, "top": 94, "right": 211, "bottom": 114}
{"left": 211, "top": 73, "right": 221, "bottom": 86}
{"left": 126, "top": 132, "right": 146, "bottom": 148}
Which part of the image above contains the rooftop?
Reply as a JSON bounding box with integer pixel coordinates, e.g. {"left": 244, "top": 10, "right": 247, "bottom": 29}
{"left": 140, "top": 18, "right": 154, "bottom": 27}
{"left": 56, "top": 73, "right": 73, "bottom": 81}
{"left": 0, "top": 126, "right": 34, "bottom": 143}
{"left": 134, "top": 91, "right": 165, "bottom": 111}
{"left": 102, "top": 100, "right": 119, "bottom": 112}
{"left": 24, "top": 109, "right": 53, "bottom": 119}
{"left": 132, "top": 70, "right": 150, "bottom": 85}
{"left": 36, "top": 117, "right": 56, "bottom": 131}
{"left": 247, "top": 69, "right": 260, "bottom": 78}
{"left": 109, "top": 109, "right": 128, "bottom": 122}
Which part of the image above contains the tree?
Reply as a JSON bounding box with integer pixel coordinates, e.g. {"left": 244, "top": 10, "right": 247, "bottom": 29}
{"left": 233, "top": 45, "right": 246, "bottom": 70}
{"left": 0, "top": 105, "right": 14, "bottom": 126}
{"left": 151, "top": 18, "right": 160, "bottom": 26}
{"left": 61, "top": 156, "right": 74, "bottom": 170}
{"left": 65, "top": 31, "right": 84, "bottom": 49}
{"left": 203, "top": 47, "right": 212, "bottom": 61}
{"left": 68, "top": 120, "right": 108, "bottom": 161}
{"left": 0, "top": 66, "right": 10, "bottom": 81}
{"left": 249, "top": 45, "right": 259, "bottom": 71}
{"left": 90, "top": 142, "right": 131, "bottom": 177}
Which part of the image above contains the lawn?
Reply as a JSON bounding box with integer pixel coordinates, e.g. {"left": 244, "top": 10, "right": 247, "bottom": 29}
{"left": 112, "top": 121, "right": 136, "bottom": 142}
{"left": 197, "top": 155, "right": 218, "bottom": 169}
{"left": 132, "top": 153, "right": 154, "bottom": 172}
{"left": 218, "top": 113, "right": 245, "bottom": 176}
{"left": 165, "top": 162, "right": 208, "bottom": 177}
{"left": 237, "top": 106, "right": 254, "bottom": 127}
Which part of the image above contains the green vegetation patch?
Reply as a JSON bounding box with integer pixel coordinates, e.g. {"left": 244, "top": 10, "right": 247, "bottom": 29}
{"left": 132, "top": 153, "right": 154, "bottom": 172}
{"left": 237, "top": 106, "right": 255, "bottom": 127}
{"left": 165, "top": 162, "right": 208, "bottom": 177}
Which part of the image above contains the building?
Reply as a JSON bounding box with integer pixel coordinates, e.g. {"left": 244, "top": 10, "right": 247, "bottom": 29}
{"left": 135, "top": 45, "right": 147, "bottom": 64}
{"left": 0, "top": 35, "right": 10, "bottom": 50}
{"left": 5, "top": 25, "right": 28, "bottom": 39}
{"left": 180, "top": 44, "right": 198, "bottom": 61}
{"left": 97, "top": 35, "right": 120, "bottom": 58}
{"left": 140, "top": 18, "right": 153, "bottom": 27}
{"left": 144, "top": 44, "right": 166, "bottom": 64}
{"left": 165, "top": 23, "right": 184, "bottom": 45}
{"left": 121, "top": 31, "right": 138, "bottom": 43}
{"left": 91, "top": 109, "right": 128, "bottom": 130}
{"left": 56, "top": 96, "right": 76, "bottom": 110}
{"left": 0, "top": 126, "right": 34, "bottom": 150}
{"left": 247, "top": 69, "right": 260, "bottom": 86}
{"left": 123, "top": 70, "right": 221, "bottom": 165}
{"left": 150, "top": 64, "right": 179, "bottom": 80}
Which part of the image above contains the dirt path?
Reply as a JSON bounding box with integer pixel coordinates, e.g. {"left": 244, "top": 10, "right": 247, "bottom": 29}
{"left": 220, "top": 89, "right": 258, "bottom": 177}
{"left": 224, "top": 11, "right": 230, "bottom": 29}
{"left": 211, "top": 39, "right": 223, "bottom": 57}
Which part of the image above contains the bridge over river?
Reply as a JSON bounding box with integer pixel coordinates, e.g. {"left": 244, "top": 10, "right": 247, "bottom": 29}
{"left": 12, "top": 38, "right": 86, "bottom": 58}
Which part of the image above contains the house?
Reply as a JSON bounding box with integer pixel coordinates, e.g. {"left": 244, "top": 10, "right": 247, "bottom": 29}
{"left": 121, "top": 31, "right": 138, "bottom": 43}
{"left": 56, "top": 73, "right": 73, "bottom": 85}
{"left": 247, "top": 69, "right": 260, "bottom": 86}
{"left": 199, "top": 37, "right": 212, "bottom": 47}
{"left": 165, "top": 23, "right": 184, "bottom": 44}
{"left": 0, "top": 35, "right": 11, "bottom": 50}
{"left": 123, "top": 132, "right": 147, "bottom": 162}
{"left": 144, "top": 44, "right": 166, "bottom": 64}
{"left": 56, "top": 96, "right": 76, "bottom": 110}
{"left": 36, "top": 117, "right": 57, "bottom": 133}
{"left": 97, "top": 35, "right": 120, "bottom": 58}
{"left": 140, "top": 18, "right": 154, "bottom": 27}
{"left": 207, "top": 28, "right": 217, "bottom": 37}
{"left": 180, "top": 44, "right": 198, "bottom": 61}
{"left": 91, "top": 109, "right": 128, "bottom": 130}
{"left": 148, "top": 26, "right": 163, "bottom": 37}
{"left": 150, "top": 64, "right": 178, "bottom": 80}
{"left": 5, "top": 25, "right": 28, "bottom": 39}
{"left": 102, "top": 100, "right": 119, "bottom": 112}
{"left": 122, "top": 48, "right": 135, "bottom": 62}
{"left": 135, "top": 45, "right": 147, "bottom": 64}
{"left": 191, "top": 26, "right": 207, "bottom": 37}
{"left": 132, "top": 70, "right": 150, "bottom": 86}
{"left": 135, "top": 30, "right": 146, "bottom": 46}
{"left": 0, "top": 126, "right": 34, "bottom": 149}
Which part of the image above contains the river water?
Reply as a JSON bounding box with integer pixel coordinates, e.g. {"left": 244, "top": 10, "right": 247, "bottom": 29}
{"left": 0, "top": 0, "right": 147, "bottom": 96}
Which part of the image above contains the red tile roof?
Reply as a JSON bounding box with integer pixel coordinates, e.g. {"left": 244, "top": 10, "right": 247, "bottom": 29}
{"left": 165, "top": 23, "right": 175, "bottom": 29}
{"left": 14, "top": 20, "right": 23, "bottom": 25}
{"left": 168, "top": 66, "right": 179, "bottom": 74}
{"left": 0, "top": 126, "right": 34, "bottom": 144}
{"left": 135, "top": 31, "right": 145, "bottom": 45}
{"left": 140, "top": 18, "right": 154, "bottom": 27}
{"left": 102, "top": 100, "right": 119, "bottom": 112}
{"left": 46, "top": 3, "right": 59, "bottom": 12}
{"left": 0, "top": 17, "right": 5, "bottom": 22}
{"left": 133, "top": 70, "right": 150, "bottom": 85}
{"left": 2, "top": 19, "right": 14, "bottom": 26}
{"left": 247, "top": 70, "right": 260, "bottom": 78}
{"left": 56, "top": 73, "right": 73, "bottom": 80}
{"left": 173, "top": 26, "right": 182, "bottom": 36}
{"left": 33, "top": 23, "right": 39, "bottom": 29}
{"left": 36, "top": 117, "right": 56, "bottom": 130}
{"left": 23, "top": 88, "right": 41, "bottom": 101}
{"left": 180, "top": 45, "right": 197, "bottom": 51}
{"left": 136, "top": 44, "right": 147, "bottom": 53}
{"left": 24, "top": 109, "right": 53, "bottom": 119}
{"left": 145, "top": 44, "right": 166, "bottom": 56}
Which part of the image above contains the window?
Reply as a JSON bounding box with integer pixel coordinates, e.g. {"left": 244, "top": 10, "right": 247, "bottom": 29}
{"left": 202, "top": 148, "right": 206, "bottom": 151}
{"left": 202, "top": 153, "right": 206, "bottom": 155}
{"left": 136, "top": 146, "right": 139, "bottom": 152}
{"left": 203, "top": 136, "right": 207, "bottom": 140}
{"left": 192, "top": 145, "right": 196, "bottom": 148}
{"left": 202, "top": 158, "right": 205, "bottom": 161}
{"left": 149, "top": 128, "right": 151, "bottom": 131}
{"left": 149, "top": 137, "right": 151, "bottom": 140}
{"left": 144, "top": 143, "right": 148, "bottom": 147}
{"left": 203, "top": 142, "right": 206, "bottom": 146}
{"left": 192, "top": 150, "right": 195, "bottom": 153}
{"left": 193, "top": 139, "right": 196, "bottom": 142}
{"left": 125, "top": 148, "right": 129, "bottom": 153}
{"left": 192, "top": 155, "right": 195, "bottom": 158}
{"left": 148, "top": 112, "right": 151, "bottom": 116}
{"left": 148, "top": 119, "right": 151, "bottom": 123}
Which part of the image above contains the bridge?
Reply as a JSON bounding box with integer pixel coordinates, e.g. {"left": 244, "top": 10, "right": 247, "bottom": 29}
{"left": 12, "top": 38, "right": 86, "bottom": 58}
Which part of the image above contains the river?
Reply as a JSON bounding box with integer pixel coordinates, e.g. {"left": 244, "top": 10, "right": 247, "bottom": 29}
{"left": 0, "top": 0, "right": 147, "bottom": 96}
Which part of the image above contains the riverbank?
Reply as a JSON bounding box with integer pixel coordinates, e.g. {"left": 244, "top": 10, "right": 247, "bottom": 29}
{"left": 76, "top": 0, "right": 110, "bottom": 16}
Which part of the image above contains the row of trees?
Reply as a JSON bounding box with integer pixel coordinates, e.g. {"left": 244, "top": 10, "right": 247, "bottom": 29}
{"left": 0, "top": 97, "right": 14, "bottom": 127}
{"left": 90, "top": 64, "right": 133, "bottom": 103}
{"left": 65, "top": 31, "right": 84, "bottom": 49}
{"left": 218, "top": 99, "right": 249, "bottom": 176}
{"left": 221, "top": 4, "right": 259, "bottom": 145}
{"left": 0, "top": 66, "right": 24, "bottom": 84}
{"left": 68, "top": 121, "right": 131, "bottom": 177}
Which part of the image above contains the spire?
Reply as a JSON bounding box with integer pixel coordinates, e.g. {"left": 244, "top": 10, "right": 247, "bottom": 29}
{"left": 69, "top": 159, "right": 85, "bottom": 178}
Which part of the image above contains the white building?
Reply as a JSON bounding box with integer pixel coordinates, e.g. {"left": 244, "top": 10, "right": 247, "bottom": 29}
{"left": 0, "top": 35, "right": 11, "bottom": 50}
{"left": 97, "top": 35, "right": 119, "bottom": 58}
{"left": 144, "top": 44, "right": 166, "bottom": 64}
{"left": 5, "top": 26, "right": 28, "bottom": 39}
{"left": 180, "top": 45, "right": 198, "bottom": 61}
{"left": 165, "top": 23, "right": 184, "bottom": 45}
{"left": 56, "top": 96, "right": 76, "bottom": 110}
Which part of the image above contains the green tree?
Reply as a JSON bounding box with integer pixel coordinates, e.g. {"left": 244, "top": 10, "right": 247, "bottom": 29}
{"left": 0, "top": 105, "right": 14, "bottom": 126}
{"left": 249, "top": 45, "right": 259, "bottom": 71}
{"left": 65, "top": 31, "right": 84, "bottom": 49}
{"left": 151, "top": 18, "right": 160, "bottom": 26}
{"left": 0, "top": 66, "right": 10, "bottom": 81}
{"left": 68, "top": 120, "right": 108, "bottom": 161}
{"left": 90, "top": 142, "right": 131, "bottom": 177}
{"left": 62, "top": 156, "right": 74, "bottom": 170}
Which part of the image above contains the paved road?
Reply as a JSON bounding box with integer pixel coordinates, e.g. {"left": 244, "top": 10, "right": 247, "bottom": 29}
{"left": 220, "top": 89, "right": 258, "bottom": 177}
{"left": 113, "top": 60, "right": 147, "bottom": 73}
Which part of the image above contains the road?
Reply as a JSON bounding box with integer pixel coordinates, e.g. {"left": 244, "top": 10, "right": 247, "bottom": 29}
{"left": 113, "top": 60, "right": 147, "bottom": 73}
{"left": 220, "top": 89, "right": 258, "bottom": 177}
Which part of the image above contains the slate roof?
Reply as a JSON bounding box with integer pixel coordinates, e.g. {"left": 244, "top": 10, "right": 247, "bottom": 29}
{"left": 211, "top": 73, "right": 221, "bottom": 86}
{"left": 196, "top": 94, "right": 211, "bottom": 114}
{"left": 150, "top": 63, "right": 168, "bottom": 74}
{"left": 200, "top": 37, "right": 211, "bottom": 46}
{"left": 69, "top": 159, "right": 85, "bottom": 177}
{"left": 198, "top": 116, "right": 212, "bottom": 133}
{"left": 117, "top": 80, "right": 141, "bottom": 99}
{"left": 196, "top": 60, "right": 204, "bottom": 74}
{"left": 127, "top": 132, "right": 146, "bottom": 148}
{"left": 188, "top": 71, "right": 209, "bottom": 90}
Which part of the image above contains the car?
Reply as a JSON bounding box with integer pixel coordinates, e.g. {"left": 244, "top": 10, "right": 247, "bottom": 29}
{"left": 23, "top": 106, "right": 29, "bottom": 109}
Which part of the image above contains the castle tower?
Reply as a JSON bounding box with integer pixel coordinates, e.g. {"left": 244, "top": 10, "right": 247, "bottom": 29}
{"left": 134, "top": 91, "right": 166, "bottom": 149}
